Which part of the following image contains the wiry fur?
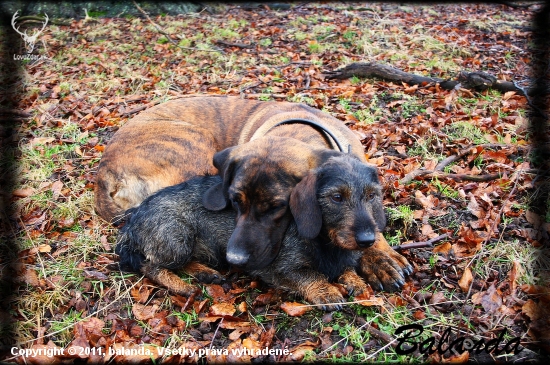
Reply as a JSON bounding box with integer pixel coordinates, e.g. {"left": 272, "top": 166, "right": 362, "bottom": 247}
{"left": 116, "top": 154, "right": 412, "bottom": 311}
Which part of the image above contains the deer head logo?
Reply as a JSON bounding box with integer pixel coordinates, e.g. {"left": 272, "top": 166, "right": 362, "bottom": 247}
{"left": 11, "top": 10, "right": 49, "bottom": 54}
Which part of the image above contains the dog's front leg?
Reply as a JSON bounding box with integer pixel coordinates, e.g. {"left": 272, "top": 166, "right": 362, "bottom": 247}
{"left": 183, "top": 261, "right": 224, "bottom": 284}
{"left": 141, "top": 262, "right": 201, "bottom": 297}
{"left": 275, "top": 269, "right": 345, "bottom": 311}
{"left": 337, "top": 267, "right": 369, "bottom": 296}
{"left": 358, "top": 233, "right": 413, "bottom": 292}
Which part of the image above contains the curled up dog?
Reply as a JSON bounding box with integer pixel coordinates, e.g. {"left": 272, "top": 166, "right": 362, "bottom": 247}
{"left": 116, "top": 153, "right": 412, "bottom": 311}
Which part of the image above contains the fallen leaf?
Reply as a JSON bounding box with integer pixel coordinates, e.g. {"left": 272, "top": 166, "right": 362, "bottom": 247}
{"left": 433, "top": 242, "right": 452, "bottom": 256}
{"left": 131, "top": 285, "right": 153, "bottom": 304}
{"left": 51, "top": 180, "right": 63, "bottom": 200}
{"left": 210, "top": 302, "right": 236, "bottom": 317}
{"left": 253, "top": 292, "right": 274, "bottom": 306}
{"left": 280, "top": 302, "right": 311, "bottom": 316}
{"left": 237, "top": 301, "right": 247, "bottom": 313}
{"left": 509, "top": 260, "right": 521, "bottom": 292}
{"left": 415, "top": 190, "right": 434, "bottom": 209}
{"left": 28, "top": 136, "right": 55, "bottom": 147}
{"left": 467, "top": 194, "right": 484, "bottom": 219}
{"left": 132, "top": 303, "right": 158, "bottom": 321}
{"left": 83, "top": 269, "right": 109, "bottom": 281}
{"left": 38, "top": 244, "right": 51, "bottom": 253}
{"left": 475, "top": 284, "right": 502, "bottom": 314}
{"left": 458, "top": 267, "right": 473, "bottom": 293}
{"left": 286, "top": 340, "right": 320, "bottom": 361}
{"left": 355, "top": 292, "right": 384, "bottom": 307}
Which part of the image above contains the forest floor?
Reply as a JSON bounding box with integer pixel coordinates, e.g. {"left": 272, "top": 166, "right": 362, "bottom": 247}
{"left": 2, "top": 2, "right": 549, "bottom": 363}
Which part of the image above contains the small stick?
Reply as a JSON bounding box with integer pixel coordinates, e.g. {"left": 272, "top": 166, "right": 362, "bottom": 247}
{"left": 393, "top": 234, "right": 448, "bottom": 251}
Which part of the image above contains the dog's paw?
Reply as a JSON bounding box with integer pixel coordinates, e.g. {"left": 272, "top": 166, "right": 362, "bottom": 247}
{"left": 337, "top": 268, "right": 369, "bottom": 297}
{"left": 183, "top": 261, "right": 224, "bottom": 284}
{"left": 359, "top": 248, "right": 411, "bottom": 292}
{"left": 305, "top": 281, "right": 346, "bottom": 311}
{"left": 145, "top": 266, "right": 201, "bottom": 297}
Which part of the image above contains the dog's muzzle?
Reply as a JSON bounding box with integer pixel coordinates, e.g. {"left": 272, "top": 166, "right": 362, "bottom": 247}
{"left": 355, "top": 231, "right": 376, "bottom": 248}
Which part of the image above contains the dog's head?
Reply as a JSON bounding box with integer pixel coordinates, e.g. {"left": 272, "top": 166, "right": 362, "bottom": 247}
{"left": 289, "top": 154, "right": 386, "bottom": 250}
{"left": 203, "top": 136, "right": 337, "bottom": 270}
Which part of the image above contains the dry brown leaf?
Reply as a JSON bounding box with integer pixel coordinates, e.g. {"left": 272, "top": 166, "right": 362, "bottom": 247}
{"left": 228, "top": 328, "right": 250, "bottom": 341}
{"left": 415, "top": 190, "right": 434, "bottom": 209}
{"left": 206, "top": 284, "right": 235, "bottom": 304}
{"left": 477, "top": 284, "right": 503, "bottom": 314}
{"left": 509, "top": 260, "right": 521, "bottom": 292}
{"left": 131, "top": 285, "right": 153, "bottom": 304}
{"left": 458, "top": 267, "right": 473, "bottom": 293}
{"left": 132, "top": 303, "right": 158, "bottom": 321}
{"left": 237, "top": 301, "right": 247, "bottom": 313}
{"left": 210, "top": 302, "right": 236, "bottom": 317}
{"left": 38, "top": 244, "right": 51, "bottom": 253}
{"left": 433, "top": 242, "right": 452, "bottom": 256}
{"left": 28, "top": 136, "right": 55, "bottom": 147}
{"left": 253, "top": 292, "right": 273, "bottom": 306}
{"left": 355, "top": 293, "right": 384, "bottom": 307}
{"left": 83, "top": 269, "right": 108, "bottom": 281}
{"left": 280, "top": 302, "right": 311, "bottom": 316}
{"left": 286, "top": 340, "right": 320, "bottom": 362}
{"left": 51, "top": 180, "right": 63, "bottom": 200}
{"left": 467, "top": 194, "right": 484, "bottom": 219}
{"left": 22, "top": 268, "right": 40, "bottom": 286}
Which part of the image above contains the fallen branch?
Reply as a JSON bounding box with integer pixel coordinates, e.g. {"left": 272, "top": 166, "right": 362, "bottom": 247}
{"left": 214, "top": 40, "right": 254, "bottom": 49}
{"left": 325, "top": 62, "right": 528, "bottom": 96}
{"left": 418, "top": 171, "right": 503, "bottom": 182}
{"left": 394, "top": 234, "right": 448, "bottom": 251}
{"left": 400, "top": 144, "right": 512, "bottom": 184}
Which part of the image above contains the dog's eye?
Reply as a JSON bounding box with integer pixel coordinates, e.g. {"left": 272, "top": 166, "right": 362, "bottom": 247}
{"left": 231, "top": 197, "right": 241, "bottom": 209}
{"left": 331, "top": 193, "right": 343, "bottom": 203}
{"left": 269, "top": 204, "right": 286, "bottom": 212}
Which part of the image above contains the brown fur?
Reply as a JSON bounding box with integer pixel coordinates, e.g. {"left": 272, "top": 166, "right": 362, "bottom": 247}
{"left": 94, "top": 96, "right": 365, "bottom": 223}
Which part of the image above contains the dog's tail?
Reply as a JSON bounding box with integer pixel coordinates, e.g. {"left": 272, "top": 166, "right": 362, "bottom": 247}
{"left": 114, "top": 207, "right": 145, "bottom": 273}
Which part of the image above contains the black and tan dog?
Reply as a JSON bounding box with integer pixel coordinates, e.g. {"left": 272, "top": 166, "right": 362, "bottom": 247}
{"left": 116, "top": 151, "right": 410, "bottom": 310}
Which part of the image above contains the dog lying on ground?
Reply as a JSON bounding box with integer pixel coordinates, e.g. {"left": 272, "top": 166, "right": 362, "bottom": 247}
{"left": 95, "top": 97, "right": 367, "bottom": 271}
{"left": 96, "top": 97, "right": 411, "bottom": 287}
{"left": 116, "top": 151, "right": 413, "bottom": 310}
{"left": 95, "top": 96, "right": 366, "bottom": 223}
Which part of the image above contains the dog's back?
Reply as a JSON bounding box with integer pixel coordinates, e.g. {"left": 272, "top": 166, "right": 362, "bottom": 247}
{"left": 115, "top": 175, "right": 234, "bottom": 274}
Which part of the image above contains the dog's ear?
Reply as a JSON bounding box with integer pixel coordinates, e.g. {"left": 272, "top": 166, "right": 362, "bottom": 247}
{"left": 374, "top": 197, "right": 387, "bottom": 231}
{"left": 203, "top": 182, "right": 227, "bottom": 210}
{"left": 203, "top": 147, "right": 237, "bottom": 211}
{"left": 290, "top": 173, "right": 322, "bottom": 239}
{"left": 212, "top": 146, "right": 235, "bottom": 170}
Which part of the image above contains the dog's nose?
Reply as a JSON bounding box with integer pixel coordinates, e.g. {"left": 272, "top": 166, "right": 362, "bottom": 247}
{"left": 226, "top": 250, "right": 250, "bottom": 266}
{"left": 355, "top": 231, "right": 376, "bottom": 248}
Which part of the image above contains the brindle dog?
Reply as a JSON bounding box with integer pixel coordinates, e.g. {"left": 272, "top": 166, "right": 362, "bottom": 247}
{"left": 116, "top": 152, "right": 410, "bottom": 311}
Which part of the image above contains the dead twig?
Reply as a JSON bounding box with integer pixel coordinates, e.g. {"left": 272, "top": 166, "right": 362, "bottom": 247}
{"left": 214, "top": 40, "right": 254, "bottom": 49}
{"left": 325, "top": 62, "right": 529, "bottom": 95}
{"left": 393, "top": 234, "right": 449, "bottom": 251}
